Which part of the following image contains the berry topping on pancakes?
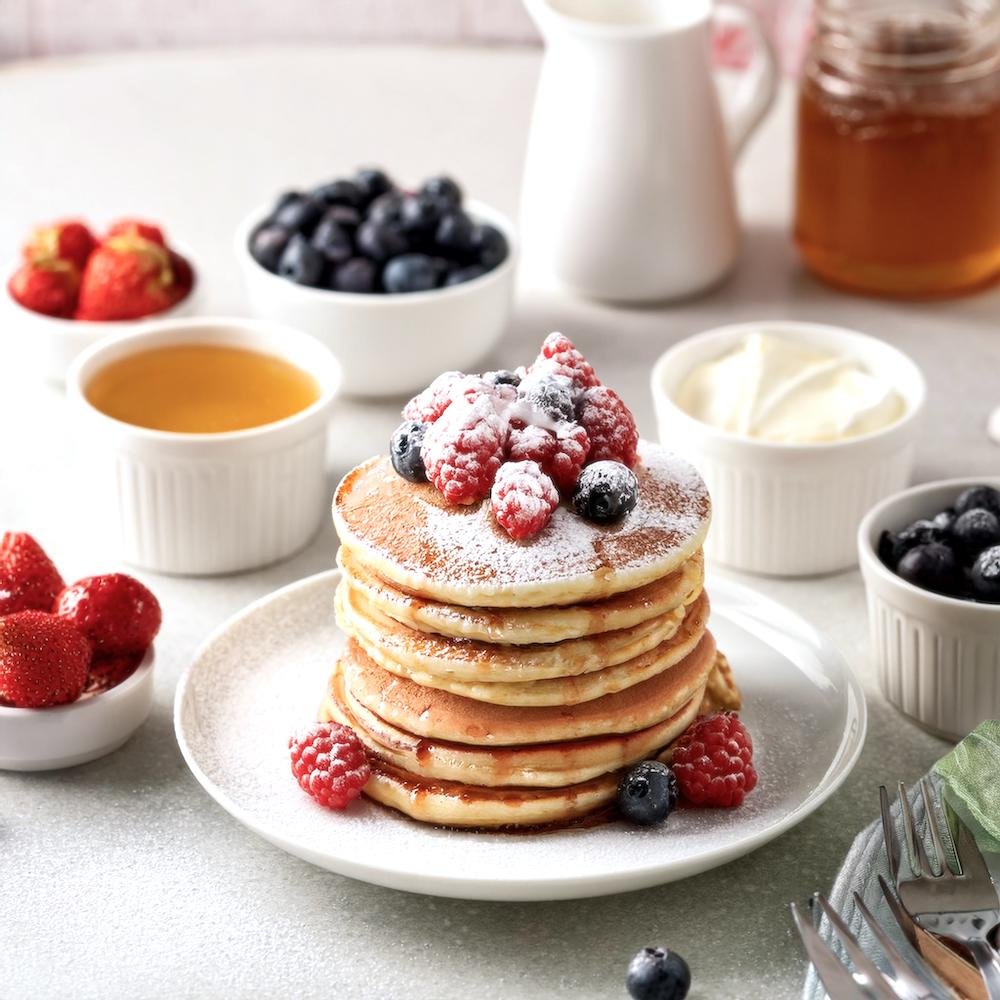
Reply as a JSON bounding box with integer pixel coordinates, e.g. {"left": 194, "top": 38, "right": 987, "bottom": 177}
{"left": 491, "top": 461, "right": 560, "bottom": 540}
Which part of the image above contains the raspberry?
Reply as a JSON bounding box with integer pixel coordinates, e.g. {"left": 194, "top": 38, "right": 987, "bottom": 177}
{"left": 422, "top": 393, "right": 508, "bottom": 505}
{"left": 289, "top": 722, "right": 370, "bottom": 810}
{"left": 576, "top": 386, "right": 639, "bottom": 467}
{"left": 672, "top": 712, "right": 757, "bottom": 808}
{"left": 507, "top": 423, "right": 590, "bottom": 494}
{"left": 0, "top": 611, "right": 91, "bottom": 709}
{"left": 402, "top": 371, "right": 492, "bottom": 424}
{"left": 491, "top": 461, "right": 560, "bottom": 540}
{"left": 534, "top": 332, "right": 601, "bottom": 389}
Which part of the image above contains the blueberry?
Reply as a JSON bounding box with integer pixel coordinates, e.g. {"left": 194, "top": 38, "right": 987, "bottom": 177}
{"left": 879, "top": 519, "right": 950, "bottom": 570}
{"left": 626, "top": 947, "right": 691, "bottom": 1000}
{"left": 390, "top": 421, "right": 428, "bottom": 482}
{"left": 435, "top": 211, "right": 475, "bottom": 256}
{"left": 573, "top": 462, "right": 640, "bottom": 524}
{"left": 356, "top": 219, "right": 409, "bottom": 262}
{"left": 382, "top": 254, "right": 439, "bottom": 294}
{"left": 353, "top": 167, "right": 394, "bottom": 206}
{"left": 311, "top": 214, "right": 354, "bottom": 265}
{"left": 470, "top": 224, "right": 508, "bottom": 269}
{"left": 971, "top": 545, "right": 1000, "bottom": 603}
{"left": 330, "top": 257, "right": 378, "bottom": 294}
{"left": 366, "top": 192, "right": 406, "bottom": 226}
{"left": 445, "top": 264, "right": 488, "bottom": 287}
{"left": 272, "top": 195, "right": 325, "bottom": 235}
{"left": 248, "top": 224, "right": 291, "bottom": 273}
{"left": 484, "top": 370, "right": 521, "bottom": 388}
{"left": 272, "top": 190, "right": 302, "bottom": 213}
{"left": 277, "top": 233, "right": 325, "bottom": 286}
{"left": 323, "top": 204, "right": 362, "bottom": 231}
{"left": 952, "top": 508, "right": 1000, "bottom": 563}
{"left": 955, "top": 485, "right": 1000, "bottom": 518}
{"left": 400, "top": 194, "right": 443, "bottom": 240}
{"left": 617, "top": 761, "right": 678, "bottom": 826}
{"left": 897, "top": 543, "right": 960, "bottom": 596}
{"left": 420, "top": 175, "right": 463, "bottom": 210}
{"left": 311, "top": 178, "right": 363, "bottom": 208}
{"left": 518, "top": 372, "right": 576, "bottom": 424}
{"left": 932, "top": 507, "right": 957, "bottom": 532}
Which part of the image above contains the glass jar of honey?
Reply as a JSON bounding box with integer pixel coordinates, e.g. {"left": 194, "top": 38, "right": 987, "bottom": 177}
{"left": 794, "top": 0, "right": 1000, "bottom": 297}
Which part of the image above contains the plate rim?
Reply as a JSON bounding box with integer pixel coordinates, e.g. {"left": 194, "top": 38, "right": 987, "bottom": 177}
{"left": 174, "top": 569, "right": 867, "bottom": 901}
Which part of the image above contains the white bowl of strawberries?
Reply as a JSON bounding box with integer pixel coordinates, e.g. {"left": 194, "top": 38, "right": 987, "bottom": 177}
{"left": 3, "top": 218, "right": 198, "bottom": 383}
{"left": 0, "top": 532, "right": 162, "bottom": 771}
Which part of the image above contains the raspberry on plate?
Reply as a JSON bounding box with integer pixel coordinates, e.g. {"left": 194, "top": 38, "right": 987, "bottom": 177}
{"left": 534, "top": 332, "right": 601, "bottom": 389}
{"left": 422, "top": 393, "right": 508, "bottom": 505}
{"left": 577, "top": 385, "right": 639, "bottom": 468}
{"left": 671, "top": 712, "right": 757, "bottom": 808}
{"left": 55, "top": 573, "right": 162, "bottom": 657}
{"left": 0, "top": 610, "right": 91, "bottom": 709}
{"left": 0, "top": 532, "right": 65, "bottom": 616}
{"left": 507, "top": 423, "right": 590, "bottom": 494}
{"left": 491, "top": 460, "right": 560, "bottom": 540}
{"left": 289, "top": 722, "right": 371, "bottom": 810}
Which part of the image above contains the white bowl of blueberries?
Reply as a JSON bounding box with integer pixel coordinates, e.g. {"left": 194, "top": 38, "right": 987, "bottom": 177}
{"left": 236, "top": 167, "right": 516, "bottom": 398}
{"left": 859, "top": 479, "right": 1000, "bottom": 740}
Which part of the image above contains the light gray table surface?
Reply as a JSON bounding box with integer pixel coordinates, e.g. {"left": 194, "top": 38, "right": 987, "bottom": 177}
{"left": 1, "top": 45, "right": 997, "bottom": 1000}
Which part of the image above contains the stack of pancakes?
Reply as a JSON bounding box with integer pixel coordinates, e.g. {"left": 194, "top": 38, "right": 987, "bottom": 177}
{"left": 323, "top": 441, "right": 740, "bottom": 828}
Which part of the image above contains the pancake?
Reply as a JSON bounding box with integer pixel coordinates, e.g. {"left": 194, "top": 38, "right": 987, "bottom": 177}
{"left": 339, "top": 631, "right": 717, "bottom": 746}
{"left": 343, "top": 592, "right": 710, "bottom": 707}
{"left": 321, "top": 661, "right": 706, "bottom": 787}
{"left": 701, "top": 650, "right": 741, "bottom": 713}
{"left": 336, "top": 581, "right": 699, "bottom": 685}
{"left": 332, "top": 440, "right": 711, "bottom": 608}
{"left": 337, "top": 546, "right": 705, "bottom": 645}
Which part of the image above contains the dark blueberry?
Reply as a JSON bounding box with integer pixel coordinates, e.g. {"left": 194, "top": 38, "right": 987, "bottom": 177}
{"left": 311, "top": 178, "right": 363, "bottom": 208}
{"left": 272, "top": 196, "right": 325, "bottom": 235}
{"left": 390, "top": 421, "right": 428, "bottom": 482}
{"left": 353, "top": 167, "right": 394, "bottom": 206}
{"left": 311, "top": 214, "right": 354, "bottom": 265}
{"left": 434, "top": 211, "right": 475, "bottom": 256}
{"left": 955, "top": 485, "right": 1000, "bottom": 518}
{"left": 330, "top": 257, "right": 378, "bottom": 294}
{"left": 932, "top": 507, "right": 957, "bottom": 532}
{"left": 445, "top": 264, "right": 488, "bottom": 287}
{"left": 399, "top": 194, "right": 443, "bottom": 240}
{"left": 366, "top": 191, "right": 406, "bottom": 226}
{"left": 617, "top": 761, "right": 678, "bottom": 826}
{"left": 383, "top": 254, "right": 439, "bottom": 294}
{"left": 277, "top": 233, "right": 325, "bottom": 287}
{"left": 952, "top": 508, "right": 1000, "bottom": 563}
{"left": 626, "top": 947, "right": 691, "bottom": 1000}
{"left": 356, "top": 219, "right": 409, "bottom": 262}
{"left": 272, "top": 190, "right": 302, "bottom": 213}
{"left": 484, "top": 370, "right": 521, "bottom": 388}
{"left": 323, "top": 204, "right": 362, "bottom": 231}
{"left": 880, "top": 519, "right": 950, "bottom": 570}
{"left": 248, "top": 224, "right": 292, "bottom": 273}
{"left": 896, "top": 543, "right": 960, "bottom": 596}
{"left": 420, "top": 175, "right": 463, "bottom": 210}
{"left": 517, "top": 373, "right": 576, "bottom": 424}
{"left": 573, "top": 462, "right": 640, "bottom": 525}
{"left": 971, "top": 545, "right": 1000, "bottom": 603}
{"left": 470, "top": 224, "right": 508, "bottom": 269}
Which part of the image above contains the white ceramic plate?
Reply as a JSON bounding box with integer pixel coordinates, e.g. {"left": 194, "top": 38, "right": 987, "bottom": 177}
{"left": 175, "top": 570, "right": 866, "bottom": 901}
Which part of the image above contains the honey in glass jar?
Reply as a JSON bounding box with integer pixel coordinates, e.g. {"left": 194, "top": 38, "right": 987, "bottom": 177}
{"left": 794, "top": 0, "right": 1000, "bottom": 297}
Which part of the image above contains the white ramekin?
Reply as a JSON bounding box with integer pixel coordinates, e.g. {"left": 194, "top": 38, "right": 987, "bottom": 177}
{"left": 235, "top": 198, "right": 517, "bottom": 399}
{"left": 0, "top": 646, "right": 155, "bottom": 771}
{"left": 651, "top": 320, "right": 926, "bottom": 576}
{"left": 66, "top": 317, "right": 341, "bottom": 576}
{"left": 859, "top": 477, "right": 1000, "bottom": 741}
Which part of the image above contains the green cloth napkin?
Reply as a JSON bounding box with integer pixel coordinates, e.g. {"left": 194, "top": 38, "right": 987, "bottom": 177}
{"left": 934, "top": 719, "right": 1000, "bottom": 854}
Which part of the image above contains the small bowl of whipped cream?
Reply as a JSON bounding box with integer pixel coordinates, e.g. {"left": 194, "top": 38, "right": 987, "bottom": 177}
{"left": 651, "top": 321, "right": 926, "bottom": 576}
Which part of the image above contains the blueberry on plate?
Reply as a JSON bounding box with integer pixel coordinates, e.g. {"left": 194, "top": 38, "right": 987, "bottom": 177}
{"left": 617, "top": 761, "right": 678, "bottom": 826}
{"left": 952, "top": 508, "right": 1000, "bottom": 563}
{"left": 573, "top": 462, "right": 640, "bottom": 524}
{"left": 356, "top": 219, "right": 409, "bottom": 262}
{"left": 248, "top": 224, "right": 292, "bottom": 273}
{"left": 383, "top": 254, "right": 439, "bottom": 294}
{"left": 879, "top": 519, "right": 950, "bottom": 570}
{"left": 420, "top": 175, "right": 463, "bottom": 210}
{"left": 471, "top": 224, "right": 508, "bottom": 269}
{"left": 971, "top": 545, "right": 1000, "bottom": 602}
{"left": 517, "top": 372, "right": 576, "bottom": 424}
{"left": 955, "top": 485, "right": 1000, "bottom": 517}
{"left": 435, "top": 211, "right": 475, "bottom": 256}
{"left": 366, "top": 191, "right": 406, "bottom": 226}
{"left": 400, "top": 194, "right": 443, "bottom": 240}
{"left": 353, "top": 167, "right": 394, "bottom": 206}
{"left": 311, "top": 178, "right": 363, "bottom": 208}
{"left": 311, "top": 215, "right": 353, "bottom": 265}
{"left": 390, "top": 421, "right": 428, "bottom": 482}
{"left": 896, "top": 542, "right": 960, "bottom": 596}
{"left": 330, "top": 257, "right": 378, "bottom": 294}
{"left": 626, "top": 947, "right": 691, "bottom": 1000}
{"left": 445, "top": 264, "right": 488, "bottom": 287}
{"left": 272, "top": 195, "right": 325, "bottom": 235}
{"left": 278, "top": 233, "right": 325, "bottom": 287}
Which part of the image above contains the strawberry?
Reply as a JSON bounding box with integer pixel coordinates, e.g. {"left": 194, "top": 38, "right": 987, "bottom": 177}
{"left": 23, "top": 219, "right": 97, "bottom": 271}
{"left": 105, "top": 219, "right": 166, "bottom": 247}
{"left": 0, "top": 611, "right": 91, "bottom": 708}
{"left": 0, "top": 532, "right": 65, "bottom": 615}
{"left": 55, "top": 573, "right": 162, "bottom": 657}
{"left": 84, "top": 651, "right": 145, "bottom": 696}
{"left": 7, "top": 260, "right": 80, "bottom": 318}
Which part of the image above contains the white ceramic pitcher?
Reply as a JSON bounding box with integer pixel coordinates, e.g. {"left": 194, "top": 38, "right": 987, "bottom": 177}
{"left": 521, "top": 0, "right": 778, "bottom": 302}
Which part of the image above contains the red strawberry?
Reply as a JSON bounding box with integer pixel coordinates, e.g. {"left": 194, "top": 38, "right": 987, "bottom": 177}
{"left": 105, "top": 219, "right": 166, "bottom": 246}
{"left": 84, "top": 652, "right": 145, "bottom": 696}
{"left": 7, "top": 260, "right": 80, "bottom": 318}
{"left": 0, "top": 532, "right": 65, "bottom": 615}
{"left": 23, "top": 219, "right": 97, "bottom": 271}
{"left": 54, "top": 573, "right": 162, "bottom": 657}
{"left": 0, "top": 611, "right": 91, "bottom": 708}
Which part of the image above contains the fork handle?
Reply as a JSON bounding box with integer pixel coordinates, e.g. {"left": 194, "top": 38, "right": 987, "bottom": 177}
{"left": 966, "top": 939, "right": 1000, "bottom": 1000}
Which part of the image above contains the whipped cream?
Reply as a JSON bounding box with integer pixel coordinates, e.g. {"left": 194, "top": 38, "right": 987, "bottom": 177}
{"left": 674, "top": 332, "right": 906, "bottom": 444}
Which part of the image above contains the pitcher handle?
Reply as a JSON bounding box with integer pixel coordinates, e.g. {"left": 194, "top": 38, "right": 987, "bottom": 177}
{"left": 713, "top": 3, "right": 779, "bottom": 159}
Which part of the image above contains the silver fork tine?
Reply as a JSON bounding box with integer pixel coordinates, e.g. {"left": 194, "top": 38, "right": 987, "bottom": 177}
{"left": 880, "top": 784, "right": 900, "bottom": 879}
{"left": 898, "top": 780, "right": 934, "bottom": 878}
{"left": 948, "top": 797, "right": 996, "bottom": 885}
{"left": 815, "top": 894, "right": 900, "bottom": 1000}
{"left": 790, "top": 901, "right": 870, "bottom": 1000}
{"left": 919, "top": 778, "right": 953, "bottom": 878}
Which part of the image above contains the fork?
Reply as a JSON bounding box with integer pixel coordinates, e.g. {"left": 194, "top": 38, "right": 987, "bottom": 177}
{"left": 882, "top": 778, "right": 1000, "bottom": 999}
